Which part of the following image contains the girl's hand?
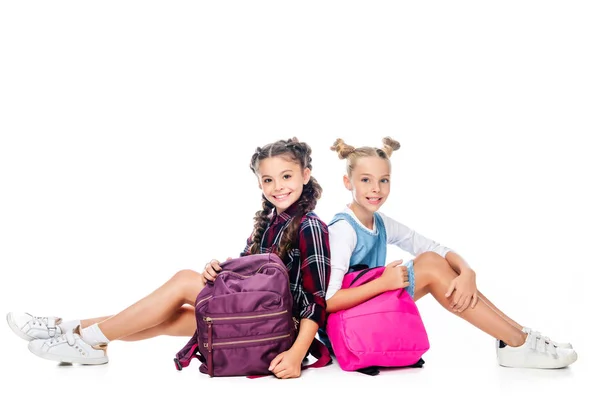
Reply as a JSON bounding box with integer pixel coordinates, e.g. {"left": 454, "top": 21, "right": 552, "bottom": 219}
{"left": 379, "top": 260, "right": 409, "bottom": 291}
{"left": 202, "top": 257, "right": 232, "bottom": 284}
{"left": 445, "top": 270, "right": 478, "bottom": 312}
{"left": 268, "top": 348, "right": 304, "bottom": 379}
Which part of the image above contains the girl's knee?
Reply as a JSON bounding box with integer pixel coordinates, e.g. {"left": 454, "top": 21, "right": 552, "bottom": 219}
{"left": 414, "top": 252, "right": 447, "bottom": 268}
{"left": 172, "top": 269, "right": 203, "bottom": 284}
{"left": 414, "top": 252, "right": 454, "bottom": 280}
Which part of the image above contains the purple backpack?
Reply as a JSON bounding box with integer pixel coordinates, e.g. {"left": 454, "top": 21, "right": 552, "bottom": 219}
{"left": 174, "top": 253, "right": 331, "bottom": 377}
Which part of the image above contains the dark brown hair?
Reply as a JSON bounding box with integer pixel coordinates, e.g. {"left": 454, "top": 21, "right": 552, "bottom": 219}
{"left": 248, "top": 137, "right": 323, "bottom": 259}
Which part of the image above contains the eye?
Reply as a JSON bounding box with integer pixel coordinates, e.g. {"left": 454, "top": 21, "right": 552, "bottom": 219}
{"left": 263, "top": 178, "right": 272, "bottom": 183}
{"left": 361, "top": 178, "right": 369, "bottom": 183}
{"left": 381, "top": 178, "right": 389, "bottom": 183}
{"left": 283, "top": 174, "right": 292, "bottom": 179}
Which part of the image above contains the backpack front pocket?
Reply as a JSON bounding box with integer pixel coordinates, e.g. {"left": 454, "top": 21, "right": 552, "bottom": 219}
{"left": 202, "top": 313, "right": 295, "bottom": 377}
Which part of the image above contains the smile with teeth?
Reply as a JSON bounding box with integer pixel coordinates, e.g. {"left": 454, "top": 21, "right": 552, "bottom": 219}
{"left": 367, "top": 197, "right": 382, "bottom": 204}
{"left": 273, "top": 193, "right": 291, "bottom": 201}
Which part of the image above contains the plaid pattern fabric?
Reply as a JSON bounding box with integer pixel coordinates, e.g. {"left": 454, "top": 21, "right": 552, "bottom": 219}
{"left": 241, "top": 202, "right": 330, "bottom": 328}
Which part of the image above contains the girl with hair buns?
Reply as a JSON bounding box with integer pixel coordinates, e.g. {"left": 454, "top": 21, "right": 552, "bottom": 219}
{"left": 7, "top": 137, "right": 331, "bottom": 379}
{"left": 323, "top": 137, "right": 577, "bottom": 369}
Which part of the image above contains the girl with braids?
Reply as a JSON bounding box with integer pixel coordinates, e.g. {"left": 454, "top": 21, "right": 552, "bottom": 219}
{"left": 7, "top": 137, "right": 331, "bottom": 379}
{"left": 323, "top": 137, "right": 577, "bottom": 369}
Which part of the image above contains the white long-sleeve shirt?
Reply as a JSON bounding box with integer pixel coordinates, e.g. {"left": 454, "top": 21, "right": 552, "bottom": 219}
{"left": 325, "top": 206, "right": 453, "bottom": 300}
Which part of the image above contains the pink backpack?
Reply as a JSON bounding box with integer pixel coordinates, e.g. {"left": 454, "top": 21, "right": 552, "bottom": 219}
{"left": 325, "top": 266, "right": 430, "bottom": 372}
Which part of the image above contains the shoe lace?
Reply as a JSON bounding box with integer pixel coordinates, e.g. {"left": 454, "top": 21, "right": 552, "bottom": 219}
{"left": 46, "top": 330, "right": 76, "bottom": 346}
{"left": 28, "top": 315, "right": 59, "bottom": 337}
{"left": 30, "top": 316, "right": 52, "bottom": 327}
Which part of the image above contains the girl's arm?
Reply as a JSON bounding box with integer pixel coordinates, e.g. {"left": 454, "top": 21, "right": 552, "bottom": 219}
{"left": 268, "top": 318, "right": 319, "bottom": 379}
{"left": 383, "top": 213, "right": 474, "bottom": 276}
{"left": 445, "top": 251, "right": 475, "bottom": 275}
{"left": 381, "top": 212, "right": 453, "bottom": 258}
{"left": 325, "top": 263, "right": 403, "bottom": 313}
{"left": 325, "top": 220, "right": 405, "bottom": 313}
{"left": 269, "top": 217, "right": 330, "bottom": 378}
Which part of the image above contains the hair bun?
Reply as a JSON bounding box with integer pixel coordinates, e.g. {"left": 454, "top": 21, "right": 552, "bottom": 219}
{"left": 381, "top": 137, "right": 401, "bottom": 157}
{"left": 330, "top": 138, "right": 356, "bottom": 159}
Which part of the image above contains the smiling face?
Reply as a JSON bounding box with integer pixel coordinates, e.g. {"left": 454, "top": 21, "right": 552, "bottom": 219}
{"left": 344, "top": 155, "right": 391, "bottom": 218}
{"left": 257, "top": 155, "right": 311, "bottom": 215}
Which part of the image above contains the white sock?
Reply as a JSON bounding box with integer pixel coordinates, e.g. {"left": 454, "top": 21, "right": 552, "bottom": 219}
{"left": 58, "top": 319, "right": 81, "bottom": 333}
{"left": 80, "top": 323, "right": 110, "bottom": 346}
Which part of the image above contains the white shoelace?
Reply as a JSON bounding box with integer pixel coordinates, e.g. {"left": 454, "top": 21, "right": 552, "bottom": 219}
{"left": 29, "top": 316, "right": 54, "bottom": 327}
{"left": 46, "top": 330, "right": 76, "bottom": 346}
{"left": 28, "top": 315, "right": 59, "bottom": 337}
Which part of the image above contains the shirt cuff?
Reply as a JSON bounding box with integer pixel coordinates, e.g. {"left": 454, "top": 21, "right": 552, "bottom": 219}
{"left": 299, "top": 303, "right": 327, "bottom": 328}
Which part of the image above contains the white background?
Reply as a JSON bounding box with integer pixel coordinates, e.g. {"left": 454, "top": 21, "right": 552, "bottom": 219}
{"left": 0, "top": 1, "right": 598, "bottom": 399}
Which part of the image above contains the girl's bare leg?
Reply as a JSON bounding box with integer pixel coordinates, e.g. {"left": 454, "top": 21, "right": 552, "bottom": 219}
{"left": 79, "top": 305, "right": 196, "bottom": 341}
{"left": 78, "top": 269, "right": 206, "bottom": 341}
{"left": 476, "top": 291, "right": 523, "bottom": 331}
{"left": 412, "top": 252, "right": 525, "bottom": 347}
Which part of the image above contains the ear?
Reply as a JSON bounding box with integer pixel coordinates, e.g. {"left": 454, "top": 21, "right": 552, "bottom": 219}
{"left": 257, "top": 177, "right": 263, "bottom": 190}
{"left": 343, "top": 175, "right": 352, "bottom": 191}
{"left": 302, "top": 168, "right": 311, "bottom": 185}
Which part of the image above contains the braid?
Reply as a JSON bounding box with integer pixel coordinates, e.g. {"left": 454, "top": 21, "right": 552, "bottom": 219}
{"left": 249, "top": 195, "right": 274, "bottom": 255}
{"left": 277, "top": 177, "right": 322, "bottom": 257}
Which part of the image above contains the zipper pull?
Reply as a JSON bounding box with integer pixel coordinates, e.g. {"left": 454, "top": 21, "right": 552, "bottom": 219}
{"left": 206, "top": 318, "right": 214, "bottom": 377}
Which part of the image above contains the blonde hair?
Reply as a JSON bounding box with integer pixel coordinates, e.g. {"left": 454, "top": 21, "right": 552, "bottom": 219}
{"left": 330, "top": 137, "right": 401, "bottom": 176}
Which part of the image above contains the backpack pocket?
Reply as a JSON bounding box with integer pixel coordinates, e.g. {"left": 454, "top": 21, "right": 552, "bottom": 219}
{"left": 201, "top": 331, "right": 295, "bottom": 377}
{"left": 202, "top": 310, "right": 295, "bottom": 377}
{"left": 205, "top": 291, "right": 284, "bottom": 314}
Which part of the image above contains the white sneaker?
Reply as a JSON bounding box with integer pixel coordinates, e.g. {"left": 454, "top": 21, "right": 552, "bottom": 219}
{"left": 6, "top": 312, "right": 63, "bottom": 341}
{"left": 522, "top": 326, "right": 573, "bottom": 349}
{"left": 497, "top": 332, "right": 577, "bottom": 369}
{"left": 28, "top": 326, "right": 108, "bottom": 365}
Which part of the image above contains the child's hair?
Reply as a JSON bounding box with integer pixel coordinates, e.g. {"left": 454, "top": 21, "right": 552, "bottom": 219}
{"left": 248, "top": 137, "right": 323, "bottom": 259}
{"left": 330, "top": 137, "right": 401, "bottom": 176}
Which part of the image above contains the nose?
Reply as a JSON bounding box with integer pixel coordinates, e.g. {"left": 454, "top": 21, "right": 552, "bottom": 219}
{"left": 371, "top": 182, "right": 380, "bottom": 193}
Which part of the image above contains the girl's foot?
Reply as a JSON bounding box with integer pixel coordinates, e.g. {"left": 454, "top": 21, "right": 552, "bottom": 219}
{"left": 497, "top": 332, "right": 577, "bottom": 369}
{"left": 522, "top": 326, "right": 573, "bottom": 349}
{"left": 28, "top": 326, "right": 108, "bottom": 365}
{"left": 6, "top": 312, "right": 62, "bottom": 341}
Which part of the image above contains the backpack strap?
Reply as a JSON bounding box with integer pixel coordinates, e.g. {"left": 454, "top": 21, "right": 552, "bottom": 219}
{"left": 246, "top": 338, "right": 332, "bottom": 379}
{"left": 302, "top": 337, "right": 332, "bottom": 370}
{"left": 173, "top": 330, "right": 205, "bottom": 371}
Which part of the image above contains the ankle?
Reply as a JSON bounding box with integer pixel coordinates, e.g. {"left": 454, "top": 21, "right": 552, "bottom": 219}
{"left": 81, "top": 323, "right": 110, "bottom": 346}
{"left": 59, "top": 319, "right": 81, "bottom": 333}
{"left": 504, "top": 331, "right": 527, "bottom": 347}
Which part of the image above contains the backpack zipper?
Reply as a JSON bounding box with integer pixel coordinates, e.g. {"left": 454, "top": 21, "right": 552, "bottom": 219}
{"left": 216, "top": 262, "right": 288, "bottom": 279}
{"left": 203, "top": 309, "right": 287, "bottom": 322}
{"left": 211, "top": 333, "right": 291, "bottom": 347}
{"left": 196, "top": 295, "right": 213, "bottom": 306}
{"left": 207, "top": 319, "right": 213, "bottom": 376}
